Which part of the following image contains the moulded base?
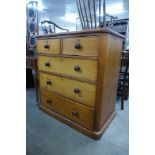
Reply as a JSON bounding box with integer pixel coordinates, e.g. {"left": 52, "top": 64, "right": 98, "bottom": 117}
{"left": 40, "top": 105, "right": 116, "bottom": 140}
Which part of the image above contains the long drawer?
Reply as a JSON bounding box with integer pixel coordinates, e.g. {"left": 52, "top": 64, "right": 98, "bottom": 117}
{"left": 40, "top": 88, "right": 94, "bottom": 130}
{"left": 36, "top": 39, "right": 60, "bottom": 54}
{"left": 62, "top": 36, "right": 99, "bottom": 56}
{"left": 39, "top": 72, "right": 96, "bottom": 108}
{"left": 38, "top": 56, "right": 98, "bottom": 82}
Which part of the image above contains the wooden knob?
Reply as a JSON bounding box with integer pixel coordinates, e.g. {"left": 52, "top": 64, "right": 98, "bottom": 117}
{"left": 45, "top": 62, "right": 50, "bottom": 66}
{"left": 72, "top": 111, "right": 78, "bottom": 116}
{"left": 74, "top": 66, "right": 80, "bottom": 71}
{"left": 46, "top": 80, "right": 51, "bottom": 85}
{"left": 74, "top": 88, "right": 80, "bottom": 94}
{"left": 74, "top": 42, "right": 81, "bottom": 49}
{"left": 44, "top": 44, "right": 49, "bottom": 49}
{"left": 46, "top": 99, "right": 52, "bottom": 104}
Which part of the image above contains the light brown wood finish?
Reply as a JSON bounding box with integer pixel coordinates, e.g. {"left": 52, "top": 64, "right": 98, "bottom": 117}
{"left": 40, "top": 105, "right": 116, "bottom": 139}
{"left": 36, "top": 39, "right": 60, "bottom": 54}
{"left": 62, "top": 36, "right": 99, "bottom": 56}
{"left": 39, "top": 72, "right": 96, "bottom": 108}
{"left": 35, "top": 28, "right": 124, "bottom": 39}
{"left": 40, "top": 88, "right": 94, "bottom": 130}
{"left": 95, "top": 34, "right": 122, "bottom": 130}
{"left": 38, "top": 55, "right": 98, "bottom": 82}
{"left": 36, "top": 28, "right": 124, "bottom": 139}
{"left": 37, "top": 53, "right": 99, "bottom": 60}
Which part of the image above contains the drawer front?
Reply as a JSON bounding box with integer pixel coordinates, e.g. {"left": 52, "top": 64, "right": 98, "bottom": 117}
{"left": 38, "top": 56, "right": 98, "bottom": 82}
{"left": 62, "top": 37, "right": 98, "bottom": 56}
{"left": 40, "top": 88, "right": 94, "bottom": 130}
{"left": 39, "top": 72, "right": 96, "bottom": 108}
{"left": 36, "top": 39, "right": 60, "bottom": 54}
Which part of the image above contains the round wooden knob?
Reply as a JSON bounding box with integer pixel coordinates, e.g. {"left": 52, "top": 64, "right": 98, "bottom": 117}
{"left": 45, "top": 62, "right": 50, "bottom": 66}
{"left": 74, "top": 43, "right": 81, "bottom": 49}
{"left": 46, "top": 99, "right": 52, "bottom": 104}
{"left": 74, "top": 66, "right": 80, "bottom": 71}
{"left": 72, "top": 111, "right": 78, "bottom": 116}
{"left": 46, "top": 80, "right": 51, "bottom": 85}
{"left": 74, "top": 88, "right": 80, "bottom": 94}
{"left": 44, "top": 44, "right": 49, "bottom": 49}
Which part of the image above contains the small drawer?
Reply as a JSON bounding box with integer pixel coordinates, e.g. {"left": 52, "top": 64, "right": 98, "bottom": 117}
{"left": 40, "top": 88, "right": 94, "bottom": 130}
{"left": 39, "top": 72, "right": 96, "bottom": 108}
{"left": 62, "top": 36, "right": 98, "bottom": 56}
{"left": 36, "top": 39, "right": 60, "bottom": 54}
{"left": 38, "top": 56, "right": 98, "bottom": 82}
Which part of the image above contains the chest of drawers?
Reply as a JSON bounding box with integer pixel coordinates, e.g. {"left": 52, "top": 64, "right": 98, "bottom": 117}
{"left": 36, "top": 29, "right": 124, "bottom": 139}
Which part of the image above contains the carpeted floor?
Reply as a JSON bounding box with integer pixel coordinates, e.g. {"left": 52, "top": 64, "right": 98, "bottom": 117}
{"left": 26, "top": 88, "right": 129, "bottom": 155}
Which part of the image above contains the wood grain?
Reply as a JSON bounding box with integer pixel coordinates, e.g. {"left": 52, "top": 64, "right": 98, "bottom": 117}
{"left": 62, "top": 36, "right": 99, "bottom": 56}
{"left": 40, "top": 88, "right": 94, "bottom": 130}
{"left": 36, "top": 39, "right": 60, "bottom": 54}
{"left": 37, "top": 55, "right": 98, "bottom": 82}
{"left": 36, "top": 29, "right": 124, "bottom": 139}
{"left": 39, "top": 72, "right": 96, "bottom": 108}
{"left": 95, "top": 34, "right": 122, "bottom": 130}
{"left": 35, "top": 28, "right": 125, "bottom": 39}
{"left": 37, "top": 54, "right": 99, "bottom": 60}
{"left": 40, "top": 105, "right": 116, "bottom": 139}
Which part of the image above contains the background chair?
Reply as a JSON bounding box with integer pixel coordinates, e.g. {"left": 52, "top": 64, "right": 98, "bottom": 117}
{"left": 117, "top": 51, "right": 129, "bottom": 110}
{"left": 76, "top": 0, "right": 117, "bottom": 30}
{"left": 41, "top": 20, "right": 69, "bottom": 34}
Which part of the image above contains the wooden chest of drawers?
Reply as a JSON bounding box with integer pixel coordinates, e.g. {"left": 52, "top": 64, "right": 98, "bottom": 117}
{"left": 36, "top": 29, "right": 124, "bottom": 139}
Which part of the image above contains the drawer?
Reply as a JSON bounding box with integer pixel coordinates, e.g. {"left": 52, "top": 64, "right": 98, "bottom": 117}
{"left": 39, "top": 72, "right": 96, "bottom": 108}
{"left": 36, "top": 39, "right": 60, "bottom": 54}
{"left": 38, "top": 56, "right": 98, "bottom": 82}
{"left": 40, "top": 88, "right": 94, "bottom": 130}
{"left": 62, "top": 36, "right": 98, "bottom": 56}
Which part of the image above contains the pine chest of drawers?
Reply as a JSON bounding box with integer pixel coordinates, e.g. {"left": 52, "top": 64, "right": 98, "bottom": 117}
{"left": 36, "top": 29, "right": 124, "bottom": 139}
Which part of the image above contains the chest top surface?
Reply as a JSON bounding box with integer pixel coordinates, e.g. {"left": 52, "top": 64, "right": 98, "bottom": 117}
{"left": 35, "top": 28, "right": 125, "bottom": 39}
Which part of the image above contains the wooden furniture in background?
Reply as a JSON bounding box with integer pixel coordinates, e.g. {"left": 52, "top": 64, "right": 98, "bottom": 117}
{"left": 76, "top": 0, "right": 117, "bottom": 30}
{"left": 36, "top": 29, "right": 124, "bottom": 139}
{"left": 41, "top": 20, "right": 69, "bottom": 34}
{"left": 117, "top": 51, "right": 129, "bottom": 110}
{"left": 26, "top": 52, "right": 38, "bottom": 102}
{"left": 26, "top": 56, "right": 37, "bottom": 70}
{"left": 112, "top": 18, "right": 129, "bottom": 49}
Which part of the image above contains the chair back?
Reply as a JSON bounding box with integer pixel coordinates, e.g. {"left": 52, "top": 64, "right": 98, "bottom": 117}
{"left": 76, "top": 0, "right": 117, "bottom": 30}
{"left": 41, "top": 20, "right": 69, "bottom": 34}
